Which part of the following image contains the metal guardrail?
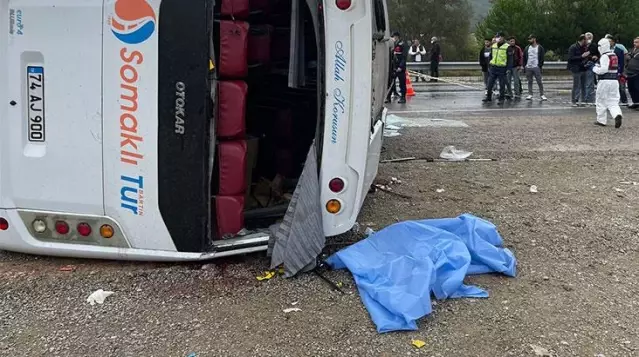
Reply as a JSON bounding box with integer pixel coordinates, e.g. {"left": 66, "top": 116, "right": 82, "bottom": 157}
{"left": 407, "top": 61, "right": 568, "bottom": 71}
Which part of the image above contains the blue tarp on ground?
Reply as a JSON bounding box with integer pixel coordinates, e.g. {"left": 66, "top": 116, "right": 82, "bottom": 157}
{"left": 326, "top": 214, "right": 517, "bottom": 333}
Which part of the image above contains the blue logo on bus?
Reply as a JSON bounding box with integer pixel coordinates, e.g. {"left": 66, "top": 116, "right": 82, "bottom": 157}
{"left": 120, "top": 175, "right": 144, "bottom": 215}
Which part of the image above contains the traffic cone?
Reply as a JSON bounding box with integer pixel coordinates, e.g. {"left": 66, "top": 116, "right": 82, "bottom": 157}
{"left": 406, "top": 76, "right": 415, "bottom": 97}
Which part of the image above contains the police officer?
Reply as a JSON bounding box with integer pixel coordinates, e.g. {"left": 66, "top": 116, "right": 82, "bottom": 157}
{"left": 386, "top": 31, "right": 408, "bottom": 104}
{"left": 483, "top": 32, "right": 510, "bottom": 104}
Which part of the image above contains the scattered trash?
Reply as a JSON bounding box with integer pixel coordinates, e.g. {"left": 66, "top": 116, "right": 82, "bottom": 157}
{"left": 59, "top": 265, "right": 76, "bottom": 272}
{"left": 364, "top": 227, "right": 375, "bottom": 236}
{"left": 530, "top": 185, "right": 538, "bottom": 193}
{"left": 86, "top": 289, "right": 114, "bottom": 306}
{"left": 391, "top": 177, "right": 402, "bottom": 184}
{"left": 336, "top": 282, "right": 343, "bottom": 288}
{"left": 381, "top": 157, "right": 417, "bottom": 163}
{"left": 291, "top": 301, "right": 299, "bottom": 305}
{"left": 256, "top": 271, "right": 276, "bottom": 281}
{"left": 186, "top": 353, "right": 197, "bottom": 357}
{"left": 236, "top": 228, "right": 250, "bottom": 236}
{"left": 326, "top": 214, "right": 517, "bottom": 333}
{"left": 440, "top": 145, "right": 473, "bottom": 161}
{"left": 436, "top": 188, "right": 445, "bottom": 193}
{"left": 283, "top": 308, "right": 302, "bottom": 313}
{"left": 200, "top": 263, "right": 216, "bottom": 270}
{"left": 352, "top": 222, "right": 361, "bottom": 233}
{"left": 374, "top": 184, "right": 412, "bottom": 199}
{"left": 620, "top": 181, "right": 638, "bottom": 185}
{"left": 614, "top": 188, "right": 624, "bottom": 192}
{"left": 277, "top": 265, "right": 285, "bottom": 275}
{"left": 411, "top": 339, "right": 426, "bottom": 348}
{"left": 560, "top": 341, "right": 569, "bottom": 346}
{"left": 530, "top": 344, "right": 551, "bottom": 356}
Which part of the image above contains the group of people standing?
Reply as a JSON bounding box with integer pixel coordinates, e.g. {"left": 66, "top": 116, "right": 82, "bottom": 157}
{"left": 407, "top": 37, "right": 442, "bottom": 82}
{"left": 568, "top": 33, "right": 639, "bottom": 127}
{"left": 385, "top": 32, "right": 441, "bottom": 104}
{"left": 479, "top": 32, "right": 547, "bottom": 103}
{"left": 568, "top": 33, "right": 639, "bottom": 107}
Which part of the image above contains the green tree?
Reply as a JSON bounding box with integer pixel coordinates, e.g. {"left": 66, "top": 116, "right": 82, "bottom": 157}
{"left": 475, "top": 0, "right": 549, "bottom": 48}
{"left": 388, "top": 0, "right": 474, "bottom": 61}
{"left": 477, "top": 0, "right": 639, "bottom": 58}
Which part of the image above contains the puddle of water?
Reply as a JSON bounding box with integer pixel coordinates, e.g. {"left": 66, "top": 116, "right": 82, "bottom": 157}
{"left": 384, "top": 114, "right": 468, "bottom": 137}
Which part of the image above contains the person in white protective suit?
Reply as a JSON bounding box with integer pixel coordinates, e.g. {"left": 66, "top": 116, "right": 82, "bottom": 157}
{"left": 592, "top": 38, "right": 623, "bottom": 128}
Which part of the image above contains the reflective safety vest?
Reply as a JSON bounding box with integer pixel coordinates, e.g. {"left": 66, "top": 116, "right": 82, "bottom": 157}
{"left": 599, "top": 52, "right": 619, "bottom": 80}
{"left": 490, "top": 43, "right": 509, "bottom": 67}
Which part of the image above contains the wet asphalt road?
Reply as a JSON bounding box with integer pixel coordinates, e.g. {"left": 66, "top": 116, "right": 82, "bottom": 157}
{"left": 389, "top": 79, "right": 587, "bottom": 118}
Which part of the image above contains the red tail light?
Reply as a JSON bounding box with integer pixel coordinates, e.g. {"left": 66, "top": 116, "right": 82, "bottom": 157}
{"left": 0, "top": 218, "right": 8, "bottom": 231}
{"left": 55, "top": 221, "right": 70, "bottom": 235}
{"left": 329, "top": 178, "right": 345, "bottom": 192}
{"left": 77, "top": 223, "right": 92, "bottom": 237}
{"left": 336, "top": 0, "right": 351, "bottom": 10}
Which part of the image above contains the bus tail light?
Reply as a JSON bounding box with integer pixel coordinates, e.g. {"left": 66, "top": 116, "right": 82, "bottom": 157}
{"left": 336, "top": 0, "right": 351, "bottom": 10}
{"left": 326, "top": 199, "right": 342, "bottom": 214}
{"left": 77, "top": 223, "right": 92, "bottom": 237}
{"left": 329, "top": 178, "right": 345, "bottom": 193}
{"left": 0, "top": 218, "right": 8, "bottom": 231}
{"left": 55, "top": 221, "right": 70, "bottom": 235}
{"left": 100, "top": 224, "right": 114, "bottom": 239}
{"left": 32, "top": 219, "right": 47, "bottom": 233}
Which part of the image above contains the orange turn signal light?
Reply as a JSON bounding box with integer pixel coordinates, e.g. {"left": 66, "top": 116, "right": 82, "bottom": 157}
{"left": 100, "top": 224, "right": 114, "bottom": 239}
{"left": 326, "top": 199, "right": 342, "bottom": 214}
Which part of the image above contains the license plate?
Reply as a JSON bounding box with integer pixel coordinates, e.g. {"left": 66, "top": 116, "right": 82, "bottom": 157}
{"left": 27, "top": 66, "right": 45, "bottom": 142}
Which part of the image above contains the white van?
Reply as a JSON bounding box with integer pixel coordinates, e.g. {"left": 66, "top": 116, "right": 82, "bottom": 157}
{"left": 0, "top": 0, "right": 390, "bottom": 260}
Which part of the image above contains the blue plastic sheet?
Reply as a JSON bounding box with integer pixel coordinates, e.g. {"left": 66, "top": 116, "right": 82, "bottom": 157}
{"left": 326, "top": 214, "right": 517, "bottom": 333}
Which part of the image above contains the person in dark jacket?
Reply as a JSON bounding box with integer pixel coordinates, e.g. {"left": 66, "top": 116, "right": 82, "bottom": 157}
{"left": 607, "top": 35, "right": 628, "bottom": 105}
{"left": 429, "top": 36, "right": 441, "bottom": 82}
{"left": 479, "top": 38, "right": 492, "bottom": 93}
{"left": 568, "top": 34, "right": 589, "bottom": 106}
{"left": 584, "top": 32, "right": 600, "bottom": 103}
{"left": 386, "top": 31, "right": 409, "bottom": 104}
{"left": 625, "top": 37, "right": 639, "bottom": 108}
{"left": 523, "top": 34, "right": 547, "bottom": 100}
{"left": 506, "top": 36, "right": 523, "bottom": 99}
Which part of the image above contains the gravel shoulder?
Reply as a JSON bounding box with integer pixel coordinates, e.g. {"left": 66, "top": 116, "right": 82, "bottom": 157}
{"left": 1, "top": 110, "right": 639, "bottom": 356}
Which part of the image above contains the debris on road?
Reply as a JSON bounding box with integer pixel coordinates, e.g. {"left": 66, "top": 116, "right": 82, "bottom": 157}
{"left": 530, "top": 185, "right": 538, "bottom": 193}
{"left": 283, "top": 308, "right": 302, "bottom": 313}
{"left": 530, "top": 344, "right": 551, "bottom": 356}
{"left": 436, "top": 188, "right": 445, "bottom": 193}
{"left": 381, "top": 157, "right": 417, "bottom": 163}
{"left": 256, "top": 271, "right": 276, "bottom": 281}
{"left": 440, "top": 145, "right": 473, "bottom": 161}
{"left": 411, "top": 339, "right": 426, "bottom": 348}
{"left": 86, "top": 289, "right": 114, "bottom": 306}
{"left": 59, "top": 265, "right": 76, "bottom": 272}
{"left": 363, "top": 227, "right": 375, "bottom": 236}
{"left": 374, "top": 184, "right": 412, "bottom": 199}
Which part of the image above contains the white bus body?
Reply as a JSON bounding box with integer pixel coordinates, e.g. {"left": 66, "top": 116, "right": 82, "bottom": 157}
{"left": 0, "top": 0, "right": 389, "bottom": 261}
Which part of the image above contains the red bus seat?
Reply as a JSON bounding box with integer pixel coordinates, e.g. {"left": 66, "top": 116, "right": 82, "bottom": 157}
{"left": 217, "top": 80, "right": 248, "bottom": 138}
{"left": 219, "top": 0, "right": 249, "bottom": 19}
{"left": 214, "top": 195, "right": 245, "bottom": 238}
{"left": 218, "top": 20, "right": 249, "bottom": 78}
{"left": 216, "top": 140, "right": 247, "bottom": 195}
